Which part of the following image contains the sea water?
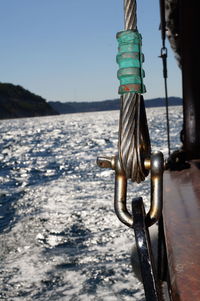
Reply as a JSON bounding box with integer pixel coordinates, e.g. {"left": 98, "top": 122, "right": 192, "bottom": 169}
{"left": 0, "top": 107, "right": 182, "bottom": 301}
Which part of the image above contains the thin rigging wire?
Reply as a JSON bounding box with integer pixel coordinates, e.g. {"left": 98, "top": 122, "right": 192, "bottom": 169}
{"left": 159, "top": 0, "right": 171, "bottom": 156}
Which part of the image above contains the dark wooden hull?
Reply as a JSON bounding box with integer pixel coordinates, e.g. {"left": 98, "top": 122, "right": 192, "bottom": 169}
{"left": 162, "top": 0, "right": 200, "bottom": 298}
{"left": 163, "top": 161, "right": 200, "bottom": 300}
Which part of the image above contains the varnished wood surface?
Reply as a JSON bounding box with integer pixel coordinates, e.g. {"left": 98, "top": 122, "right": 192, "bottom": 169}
{"left": 163, "top": 161, "right": 200, "bottom": 301}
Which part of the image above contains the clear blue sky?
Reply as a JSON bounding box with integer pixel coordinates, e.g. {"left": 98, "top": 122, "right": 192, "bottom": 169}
{"left": 0, "top": 0, "right": 182, "bottom": 102}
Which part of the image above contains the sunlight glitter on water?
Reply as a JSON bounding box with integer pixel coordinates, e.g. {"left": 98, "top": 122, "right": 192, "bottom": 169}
{"left": 0, "top": 107, "right": 182, "bottom": 300}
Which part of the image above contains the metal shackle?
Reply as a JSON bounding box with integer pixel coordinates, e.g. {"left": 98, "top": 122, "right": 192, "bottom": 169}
{"left": 97, "top": 151, "right": 164, "bottom": 228}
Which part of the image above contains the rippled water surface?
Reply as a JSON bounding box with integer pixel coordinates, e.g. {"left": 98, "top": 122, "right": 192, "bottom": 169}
{"left": 0, "top": 107, "right": 182, "bottom": 300}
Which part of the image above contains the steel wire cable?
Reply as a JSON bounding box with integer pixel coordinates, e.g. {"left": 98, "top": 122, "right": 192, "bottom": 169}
{"left": 124, "top": 0, "right": 137, "bottom": 30}
{"left": 119, "top": 0, "right": 151, "bottom": 183}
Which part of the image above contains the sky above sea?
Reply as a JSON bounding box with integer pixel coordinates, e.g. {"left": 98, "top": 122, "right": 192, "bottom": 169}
{"left": 0, "top": 0, "right": 182, "bottom": 102}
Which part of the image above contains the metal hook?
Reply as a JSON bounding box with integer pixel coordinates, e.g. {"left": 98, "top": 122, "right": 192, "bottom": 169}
{"left": 97, "top": 151, "right": 164, "bottom": 228}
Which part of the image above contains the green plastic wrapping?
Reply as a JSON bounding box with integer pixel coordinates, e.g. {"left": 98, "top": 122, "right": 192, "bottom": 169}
{"left": 116, "top": 30, "right": 146, "bottom": 94}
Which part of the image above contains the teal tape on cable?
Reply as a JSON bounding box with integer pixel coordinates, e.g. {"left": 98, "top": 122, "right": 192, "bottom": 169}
{"left": 116, "top": 30, "right": 146, "bottom": 94}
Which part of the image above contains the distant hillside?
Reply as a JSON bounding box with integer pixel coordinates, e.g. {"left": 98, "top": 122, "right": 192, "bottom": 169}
{"left": 49, "top": 97, "right": 182, "bottom": 114}
{"left": 145, "top": 97, "right": 182, "bottom": 107}
{"left": 0, "top": 83, "right": 58, "bottom": 119}
{"left": 0, "top": 83, "right": 182, "bottom": 120}
{"left": 49, "top": 99, "right": 120, "bottom": 114}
